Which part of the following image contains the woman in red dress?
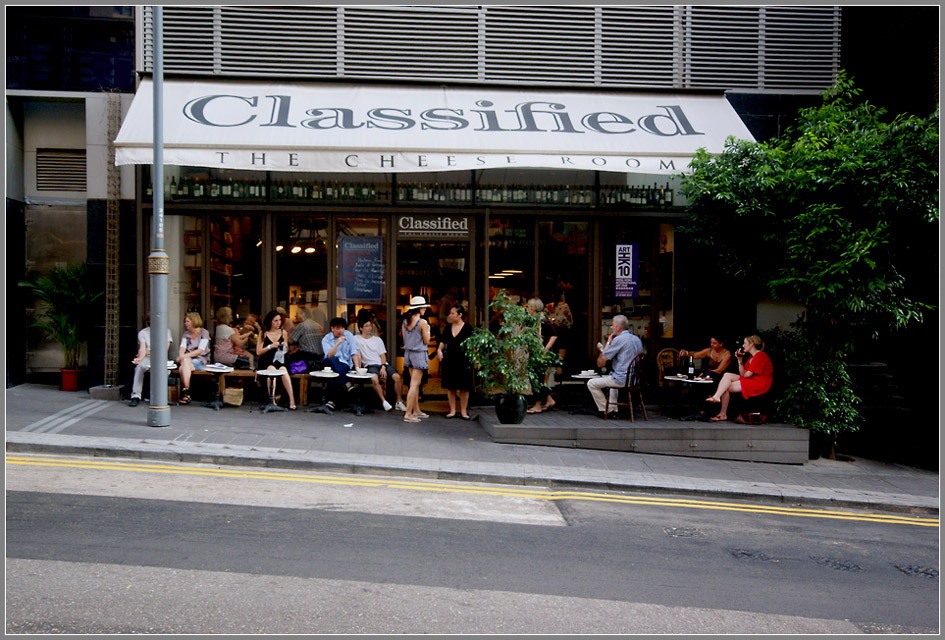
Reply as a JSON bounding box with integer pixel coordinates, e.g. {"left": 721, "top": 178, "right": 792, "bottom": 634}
{"left": 705, "top": 335, "right": 773, "bottom": 422}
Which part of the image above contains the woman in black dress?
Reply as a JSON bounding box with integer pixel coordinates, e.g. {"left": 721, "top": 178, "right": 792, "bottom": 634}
{"left": 436, "top": 304, "right": 474, "bottom": 420}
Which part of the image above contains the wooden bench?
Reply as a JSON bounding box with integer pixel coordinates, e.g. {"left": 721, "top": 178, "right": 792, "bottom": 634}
{"left": 191, "top": 369, "right": 311, "bottom": 406}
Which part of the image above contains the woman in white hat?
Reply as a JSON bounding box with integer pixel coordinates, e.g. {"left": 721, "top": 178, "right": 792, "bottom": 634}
{"left": 401, "top": 296, "right": 432, "bottom": 422}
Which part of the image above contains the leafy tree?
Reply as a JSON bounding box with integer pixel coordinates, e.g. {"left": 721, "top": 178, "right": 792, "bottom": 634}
{"left": 679, "top": 72, "right": 938, "bottom": 438}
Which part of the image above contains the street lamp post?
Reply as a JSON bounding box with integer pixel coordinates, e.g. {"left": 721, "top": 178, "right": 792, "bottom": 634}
{"left": 147, "top": 5, "right": 170, "bottom": 427}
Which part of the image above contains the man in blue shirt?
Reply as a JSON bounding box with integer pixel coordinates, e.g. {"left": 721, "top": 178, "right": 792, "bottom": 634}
{"left": 321, "top": 317, "right": 357, "bottom": 409}
{"left": 587, "top": 314, "right": 643, "bottom": 417}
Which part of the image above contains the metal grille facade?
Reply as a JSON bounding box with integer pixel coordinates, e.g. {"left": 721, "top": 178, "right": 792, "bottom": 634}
{"left": 139, "top": 5, "right": 841, "bottom": 92}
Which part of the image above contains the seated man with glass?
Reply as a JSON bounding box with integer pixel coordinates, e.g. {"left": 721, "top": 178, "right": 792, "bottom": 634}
{"left": 354, "top": 317, "right": 406, "bottom": 412}
{"left": 586, "top": 314, "right": 643, "bottom": 418}
{"left": 320, "top": 316, "right": 357, "bottom": 410}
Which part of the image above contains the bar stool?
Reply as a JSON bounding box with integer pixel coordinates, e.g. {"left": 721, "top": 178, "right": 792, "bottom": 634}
{"left": 257, "top": 369, "right": 288, "bottom": 413}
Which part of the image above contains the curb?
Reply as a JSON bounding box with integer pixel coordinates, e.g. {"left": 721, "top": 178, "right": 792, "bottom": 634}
{"left": 6, "top": 437, "right": 938, "bottom": 517}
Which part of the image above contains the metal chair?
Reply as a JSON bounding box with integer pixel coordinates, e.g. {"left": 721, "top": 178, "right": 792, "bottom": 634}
{"left": 604, "top": 352, "right": 648, "bottom": 422}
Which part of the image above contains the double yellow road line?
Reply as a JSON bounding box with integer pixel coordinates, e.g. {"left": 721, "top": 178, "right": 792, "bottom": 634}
{"left": 7, "top": 455, "right": 938, "bottom": 528}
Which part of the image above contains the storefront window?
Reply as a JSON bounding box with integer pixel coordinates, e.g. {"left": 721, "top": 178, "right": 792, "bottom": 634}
{"left": 477, "top": 168, "right": 595, "bottom": 206}
{"left": 396, "top": 171, "right": 472, "bottom": 205}
{"left": 599, "top": 219, "right": 662, "bottom": 345}
{"left": 275, "top": 216, "right": 329, "bottom": 332}
{"left": 208, "top": 215, "right": 263, "bottom": 326}
{"left": 335, "top": 217, "right": 389, "bottom": 337}
{"left": 537, "top": 220, "right": 589, "bottom": 373}
{"left": 487, "top": 216, "right": 535, "bottom": 311}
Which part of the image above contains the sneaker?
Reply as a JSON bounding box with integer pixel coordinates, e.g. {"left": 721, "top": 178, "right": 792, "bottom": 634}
{"left": 345, "top": 382, "right": 355, "bottom": 392}
{"left": 128, "top": 397, "right": 140, "bottom": 407}
{"left": 326, "top": 401, "right": 336, "bottom": 410}
{"left": 394, "top": 401, "right": 407, "bottom": 412}
{"left": 382, "top": 400, "right": 393, "bottom": 412}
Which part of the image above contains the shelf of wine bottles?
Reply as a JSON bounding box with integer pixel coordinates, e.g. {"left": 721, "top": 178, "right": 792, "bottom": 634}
{"left": 147, "top": 176, "right": 675, "bottom": 208}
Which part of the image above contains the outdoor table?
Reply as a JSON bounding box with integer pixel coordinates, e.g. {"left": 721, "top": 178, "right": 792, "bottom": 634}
{"left": 344, "top": 372, "right": 375, "bottom": 417}
{"left": 201, "top": 364, "right": 234, "bottom": 411}
{"left": 307, "top": 370, "right": 339, "bottom": 414}
{"left": 662, "top": 374, "right": 714, "bottom": 420}
{"left": 256, "top": 369, "right": 288, "bottom": 413}
{"left": 568, "top": 372, "right": 602, "bottom": 415}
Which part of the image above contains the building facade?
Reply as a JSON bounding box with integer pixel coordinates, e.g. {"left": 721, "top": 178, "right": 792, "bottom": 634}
{"left": 10, "top": 5, "right": 850, "bottom": 393}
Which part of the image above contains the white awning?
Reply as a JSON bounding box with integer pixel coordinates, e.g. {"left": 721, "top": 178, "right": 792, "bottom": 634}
{"left": 115, "top": 79, "right": 754, "bottom": 175}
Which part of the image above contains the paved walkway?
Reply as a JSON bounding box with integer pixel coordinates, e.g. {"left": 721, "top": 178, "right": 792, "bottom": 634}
{"left": 4, "top": 384, "right": 939, "bottom": 515}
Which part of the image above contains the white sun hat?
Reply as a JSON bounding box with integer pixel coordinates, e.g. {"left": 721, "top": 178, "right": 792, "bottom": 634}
{"left": 406, "top": 296, "right": 431, "bottom": 310}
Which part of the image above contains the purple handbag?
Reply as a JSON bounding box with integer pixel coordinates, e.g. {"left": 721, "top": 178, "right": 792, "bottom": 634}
{"left": 288, "top": 360, "right": 308, "bottom": 374}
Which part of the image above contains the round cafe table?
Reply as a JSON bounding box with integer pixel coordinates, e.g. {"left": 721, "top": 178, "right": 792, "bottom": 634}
{"left": 568, "top": 372, "right": 602, "bottom": 415}
{"left": 307, "top": 370, "right": 339, "bottom": 414}
{"left": 344, "top": 372, "right": 375, "bottom": 417}
{"left": 257, "top": 368, "right": 288, "bottom": 413}
{"left": 662, "top": 374, "right": 714, "bottom": 420}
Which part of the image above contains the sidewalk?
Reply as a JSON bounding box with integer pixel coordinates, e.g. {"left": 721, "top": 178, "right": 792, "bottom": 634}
{"left": 4, "top": 383, "right": 939, "bottom": 515}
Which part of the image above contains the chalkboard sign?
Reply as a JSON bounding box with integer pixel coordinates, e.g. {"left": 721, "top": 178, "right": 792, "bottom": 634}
{"left": 340, "top": 236, "right": 384, "bottom": 303}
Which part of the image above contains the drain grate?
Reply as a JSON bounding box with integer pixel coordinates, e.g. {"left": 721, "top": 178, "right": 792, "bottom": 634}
{"left": 894, "top": 564, "right": 939, "bottom": 579}
{"left": 731, "top": 549, "right": 778, "bottom": 562}
{"left": 812, "top": 556, "right": 863, "bottom": 572}
{"left": 663, "top": 527, "right": 705, "bottom": 538}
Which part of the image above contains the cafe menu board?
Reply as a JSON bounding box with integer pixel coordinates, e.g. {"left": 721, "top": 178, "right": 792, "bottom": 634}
{"left": 340, "top": 236, "right": 384, "bottom": 303}
{"left": 615, "top": 243, "right": 639, "bottom": 298}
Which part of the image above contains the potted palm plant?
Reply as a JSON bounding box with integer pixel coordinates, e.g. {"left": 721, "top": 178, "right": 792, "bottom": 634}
{"left": 19, "top": 262, "right": 102, "bottom": 391}
{"left": 463, "top": 289, "right": 560, "bottom": 424}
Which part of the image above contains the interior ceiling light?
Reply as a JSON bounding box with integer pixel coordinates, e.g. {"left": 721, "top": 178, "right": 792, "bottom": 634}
{"left": 304, "top": 247, "right": 316, "bottom": 253}
{"left": 275, "top": 245, "right": 284, "bottom": 252}
{"left": 255, "top": 239, "right": 263, "bottom": 247}
{"left": 488, "top": 274, "right": 506, "bottom": 279}
{"left": 290, "top": 246, "right": 302, "bottom": 254}
{"left": 501, "top": 270, "right": 523, "bottom": 274}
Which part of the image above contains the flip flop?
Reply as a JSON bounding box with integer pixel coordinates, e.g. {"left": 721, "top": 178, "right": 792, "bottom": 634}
{"left": 403, "top": 416, "right": 421, "bottom": 423}
{"left": 706, "top": 396, "right": 720, "bottom": 403}
{"left": 710, "top": 415, "right": 727, "bottom": 422}
{"left": 416, "top": 412, "right": 430, "bottom": 419}
{"left": 526, "top": 408, "right": 544, "bottom": 414}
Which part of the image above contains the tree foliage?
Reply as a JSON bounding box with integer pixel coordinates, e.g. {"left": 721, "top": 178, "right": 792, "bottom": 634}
{"left": 679, "top": 72, "right": 938, "bottom": 435}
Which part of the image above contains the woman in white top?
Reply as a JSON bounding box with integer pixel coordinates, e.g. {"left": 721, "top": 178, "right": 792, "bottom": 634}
{"left": 176, "top": 311, "right": 211, "bottom": 405}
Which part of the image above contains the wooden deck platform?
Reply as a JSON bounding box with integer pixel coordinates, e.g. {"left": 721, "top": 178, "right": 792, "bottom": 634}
{"left": 479, "top": 407, "right": 810, "bottom": 465}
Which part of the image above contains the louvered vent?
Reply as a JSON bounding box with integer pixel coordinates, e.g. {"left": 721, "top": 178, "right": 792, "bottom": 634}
{"left": 343, "top": 6, "right": 480, "bottom": 80}
{"left": 600, "top": 6, "right": 680, "bottom": 87}
{"left": 141, "top": 5, "right": 841, "bottom": 91}
{"left": 36, "top": 150, "right": 87, "bottom": 192}
{"left": 483, "top": 6, "right": 598, "bottom": 84}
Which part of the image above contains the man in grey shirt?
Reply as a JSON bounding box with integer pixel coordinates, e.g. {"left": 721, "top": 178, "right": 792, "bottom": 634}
{"left": 287, "top": 306, "right": 324, "bottom": 368}
{"left": 586, "top": 314, "right": 643, "bottom": 417}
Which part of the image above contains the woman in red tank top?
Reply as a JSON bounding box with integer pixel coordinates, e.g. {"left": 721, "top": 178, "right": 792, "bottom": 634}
{"left": 705, "top": 335, "right": 773, "bottom": 422}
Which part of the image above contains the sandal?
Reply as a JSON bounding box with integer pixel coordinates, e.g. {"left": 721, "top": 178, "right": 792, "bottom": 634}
{"left": 710, "top": 415, "right": 727, "bottom": 422}
{"left": 403, "top": 416, "right": 421, "bottom": 423}
{"left": 526, "top": 408, "right": 543, "bottom": 414}
{"left": 416, "top": 412, "right": 430, "bottom": 419}
{"left": 444, "top": 413, "right": 456, "bottom": 419}
{"left": 289, "top": 405, "right": 297, "bottom": 411}
{"left": 706, "top": 396, "right": 720, "bottom": 403}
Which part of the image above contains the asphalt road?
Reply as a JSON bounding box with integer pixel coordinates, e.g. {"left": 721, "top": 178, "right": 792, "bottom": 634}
{"left": 5, "top": 455, "right": 939, "bottom": 634}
